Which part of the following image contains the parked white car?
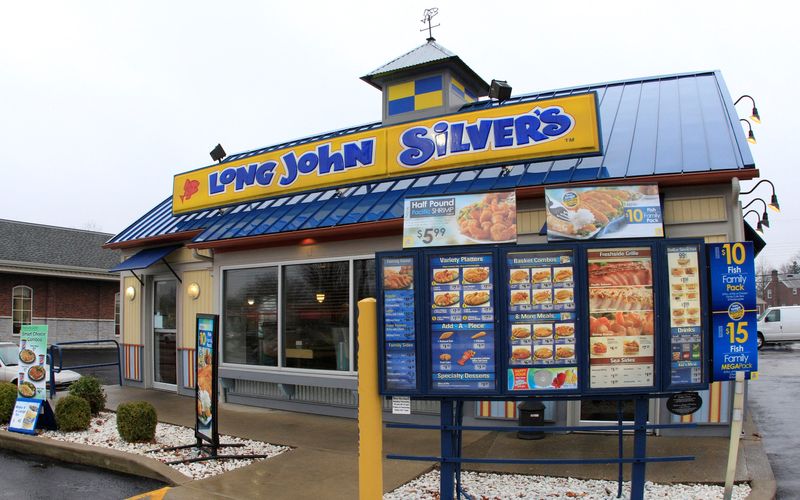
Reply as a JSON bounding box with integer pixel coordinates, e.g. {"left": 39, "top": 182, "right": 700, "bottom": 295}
{"left": 757, "top": 306, "right": 800, "bottom": 349}
{"left": 0, "top": 342, "right": 82, "bottom": 390}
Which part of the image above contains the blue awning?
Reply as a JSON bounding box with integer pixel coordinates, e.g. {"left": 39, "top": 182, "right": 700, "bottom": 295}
{"left": 109, "top": 244, "right": 181, "bottom": 272}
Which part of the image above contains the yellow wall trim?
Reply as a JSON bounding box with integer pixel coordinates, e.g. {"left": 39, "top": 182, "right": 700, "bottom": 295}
{"left": 663, "top": 197, "right": 726, "bottom": 224}
{"left": 122, "top": 277, "right": 141, "bottom": 345}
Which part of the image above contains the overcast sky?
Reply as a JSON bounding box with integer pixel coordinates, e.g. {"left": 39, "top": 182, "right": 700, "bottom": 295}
{"left": 1, "top": 1, "right": 796, "bottom": 267}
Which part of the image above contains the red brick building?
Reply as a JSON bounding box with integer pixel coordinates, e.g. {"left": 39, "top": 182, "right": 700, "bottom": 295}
{"left": 0, "top": 219, "right": 120, "bottom": 343}
{"left": 764, "top": 270, "right": 800, "bottom": 308}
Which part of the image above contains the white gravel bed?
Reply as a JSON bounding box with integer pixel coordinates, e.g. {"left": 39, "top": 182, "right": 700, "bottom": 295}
{"left": 3, "top": 412, "right": 289, "bottom": 480}
{"left": 384, "top": 470, "right": 752, "bottom": 500}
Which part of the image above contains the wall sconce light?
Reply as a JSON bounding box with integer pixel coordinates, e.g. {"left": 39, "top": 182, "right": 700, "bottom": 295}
{"left": 741, "top": 179, "right": 780, "bottom": 212}
{"left": 125, "top": 286, "right": 136, "bottom": 301}
{"left": 316, "top": 292, "right": 326, "bottom": 304}
{"left": 741, "top": 198, "right": 770, "bottom": 228}
{"left": 187, "top": 282, "right": 201, "bottom": 300}
{"left": 735, "top": 95, "right": 761, "bottom": 124}
{"left": 246, "top": 297, "right": 255, "bottom": 306}
{"left": 739, "top": 118, "right": 757, "bottom": 144}
{"left": 743, "top": 210, "right": 765, "bottom": 234}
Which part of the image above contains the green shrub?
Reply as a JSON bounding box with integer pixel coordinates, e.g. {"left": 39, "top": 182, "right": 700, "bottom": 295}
{"left": 116, "top": 401, "right": 157, "bottom": 443}
{"left": 0, "top": 383, "right": 18, "bottom": 424}
{"left": 56, "top": 395, "right": 91, "bottom": 432}
{"left": 68, "top": 376, "right": 106, "bottom": 415}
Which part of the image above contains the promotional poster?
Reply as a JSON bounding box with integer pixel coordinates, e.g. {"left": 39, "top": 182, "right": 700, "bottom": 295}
{"left": 17, "top": 325, "right": 49, "bottom": 401}
{"left": 708, "top": 242, "right": 757, "bottom": 381}
{"left": 545, "top": 185, "right": 663, "bottom": 241}
{"left": 403, "top": 191, "right": 516, "bottom": 248}
{"left": 195, "top": 314, "right": 219, "bottom": 445}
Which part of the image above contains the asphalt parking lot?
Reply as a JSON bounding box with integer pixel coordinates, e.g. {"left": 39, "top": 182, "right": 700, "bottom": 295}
{"left": 57, "top": 347, "right": 121, "bottom": 386}
{"left": 748, "top": 342, "right": 800, "bottom": 499}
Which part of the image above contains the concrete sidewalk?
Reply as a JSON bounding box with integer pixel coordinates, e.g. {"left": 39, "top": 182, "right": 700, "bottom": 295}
{"left": 104, "top": 386, "right": 774, "bottom": 499}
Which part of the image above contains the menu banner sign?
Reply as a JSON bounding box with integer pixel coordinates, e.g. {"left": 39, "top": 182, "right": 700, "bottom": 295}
{"left": 666, "top": 245, "right": 704, "bottom": 386}
{"left": 403, "top": 192, "right": 516, "bottom": 248}
{"left": 708, "top": 242, "right": 757, "bottom": 381}
{"left": 195, "top": 314, "right": 219, "bottom": 446}
{"left": 8, "top": 399, "right": 42, "bottom": 435}
{"left": 506, "top": 250, "right": 579, "bottom": 392}
{"left": 382, "top": 257, "right": 417, "bottom": 392}
{"left": 587, "top": 247, "right": 655, "bottom": 389}
{"left": 545, "top": 185, "right": 663, "bottom": 241}
{"left": 17, "top": 325, "right": 48, "bottom": 400}
{"left": 429, "top": 254, "right": 496, "bottom": 391}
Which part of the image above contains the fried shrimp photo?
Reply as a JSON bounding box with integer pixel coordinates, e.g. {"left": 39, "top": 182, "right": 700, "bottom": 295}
{"left": 457, "top": 192, "right": 516, "bottom": 242}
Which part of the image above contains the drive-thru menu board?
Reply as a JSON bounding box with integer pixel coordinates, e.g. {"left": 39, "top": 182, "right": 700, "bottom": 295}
{"left": 666, "top": 245, "right": 704, "bottom": 385}
{"left": 506, "top": 250, "right": 579, "bottom": 392}
{"left": 587, "top": 247, "right": 655, "bottom": 389}
{"left": 430, "top": 254, "right": 496, "bottom": 391}
{"left": 382, "top": 257, "right": 417, "bottom": 392}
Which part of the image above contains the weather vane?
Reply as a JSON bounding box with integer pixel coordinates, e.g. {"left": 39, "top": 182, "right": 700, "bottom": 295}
{"left": 420, "top": 8, "right": 440, "bottom": 42}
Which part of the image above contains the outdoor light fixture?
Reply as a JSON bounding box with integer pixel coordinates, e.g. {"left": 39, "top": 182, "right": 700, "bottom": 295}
{"left": 741, "top": 198, "right": 770, "bottom": 228}
{"left": 187, "top": 282, "right": 201, "bottom": 300}
{"left": 735, "top": 95, "right": 761, "bottom": 124}
{"left": 489, "top": 79, "right": 512, "bottom": 102}
{"left": 316, "top": 292, "right": 326, "bottom": 304}
{"left": 743, "top": 210, "right": 764, "bottom": 234}
{"left": 125, "top": 286, "right": 136, "bottom": 301}
{"left": 739, "top": 119, "right": 757, "bottom": 144}
{"left": 210, "top": 143, "right": 226, "bottom": 163}
{"left": 741, "top": 179, "right": 780, "bottom": 212}
{"left": 246, "top": 297, "right": 255, "bottom": 306}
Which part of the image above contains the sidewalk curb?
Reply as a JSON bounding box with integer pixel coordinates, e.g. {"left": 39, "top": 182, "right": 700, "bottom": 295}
{"left": 0, "top": 430, "right": 191, "bottom": 487}
{"left": 743, "top": 411, "right": 777, "bottom": 500}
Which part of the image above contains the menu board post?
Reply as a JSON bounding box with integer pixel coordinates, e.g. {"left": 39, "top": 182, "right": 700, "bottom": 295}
{"left": 708, "top": 242, "right": 758, "bottom": 381}
{"left": 195, "top": 314, "right": 219, "bottom": 447}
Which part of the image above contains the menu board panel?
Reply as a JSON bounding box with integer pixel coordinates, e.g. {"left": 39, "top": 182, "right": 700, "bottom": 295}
{"left": 506, "top": 250, "right": 578, "bottom": 391}
{"left": 430, "top": 254, "right": 496, "bottom": 391}
{"left": 587, "top": 247, "right": 655, "bottom": 389}
{"left": 666, "top": 245, "right": 704, "bottom": 386}
{"left": 382, "top": 257, "right": 417, "bottom": 392}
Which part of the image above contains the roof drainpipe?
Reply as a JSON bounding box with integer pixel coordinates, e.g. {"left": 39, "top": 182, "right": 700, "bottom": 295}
{"left": 731, "top": 177, "right": 744, "bottom": 242}
{"left": 192, "top": 248, "right": 214, "bottom": 262}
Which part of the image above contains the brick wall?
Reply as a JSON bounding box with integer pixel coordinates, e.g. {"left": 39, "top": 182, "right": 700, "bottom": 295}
{"left": 0, "top": 272, "right": 117, "bottom": 320}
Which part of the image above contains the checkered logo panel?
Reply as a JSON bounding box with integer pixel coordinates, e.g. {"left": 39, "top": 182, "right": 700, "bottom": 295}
{"left": 387, "top": 75, "right": 443, "bottom": 116}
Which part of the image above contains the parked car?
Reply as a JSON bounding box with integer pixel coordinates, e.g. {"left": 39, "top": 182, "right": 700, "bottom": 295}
{"left": 757, "top": 306, "right": 800, "bottom": 349}
{"left": 0, "top": 342, "right": 81, "bottom": 390}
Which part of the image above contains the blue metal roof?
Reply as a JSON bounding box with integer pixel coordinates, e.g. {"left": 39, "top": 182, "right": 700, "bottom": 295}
{"left": 107, "top": 70, "right": 754, "bottom": 247}
{"left": 109, "top": 244, "right": 181, "bottom": 272}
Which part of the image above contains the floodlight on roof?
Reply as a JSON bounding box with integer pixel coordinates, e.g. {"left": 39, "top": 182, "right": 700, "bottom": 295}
{"left": 210, "top": 143, "right": 227, "bottom": 163}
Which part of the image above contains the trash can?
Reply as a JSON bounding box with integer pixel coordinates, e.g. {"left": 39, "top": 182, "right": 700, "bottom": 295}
{"left": 517, "top": 400, "right": 545, "bottom": 440}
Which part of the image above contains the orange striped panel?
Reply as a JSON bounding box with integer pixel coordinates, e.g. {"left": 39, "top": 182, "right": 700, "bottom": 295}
{"left": 709, "top": 382, "right": 721, "bottom": 423}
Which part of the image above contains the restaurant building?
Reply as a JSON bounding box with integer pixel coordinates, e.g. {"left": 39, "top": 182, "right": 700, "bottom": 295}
{"left": 106, "top": 40, "right": 759, "bottom": 433}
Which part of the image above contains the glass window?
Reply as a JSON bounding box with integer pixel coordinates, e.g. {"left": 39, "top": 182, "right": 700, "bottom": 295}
{"left": 153, "top": 281, "right": 177, "bottom": 330}
{"left": 283, "top": 261, "right": 349, "bottom": 371}
{"left": 223, "top": 267, "right": 279, "bottom": 366}
{"left": 0, "top": 344, "right": 18, "bottom": 366}
{"left": 765, "top": 309, "right": 780, "bottom": 322}
{"left": 767, "top": 289, "right": 772, "bottom": 299}
{"left": 115, "top": 292, "right": 121, "bottom": 336}
{"left": 12, "top": 286, "right": 32, "bottom": 335}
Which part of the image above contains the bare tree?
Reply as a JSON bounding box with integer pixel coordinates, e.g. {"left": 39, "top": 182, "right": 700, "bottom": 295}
{"left": 755, "top": 258, "right": 771, "bottom": 301}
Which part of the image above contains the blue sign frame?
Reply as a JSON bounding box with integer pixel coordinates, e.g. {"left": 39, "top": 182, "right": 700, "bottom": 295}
{"left": 376, "top": 238, "right": 710, "bottom": 399}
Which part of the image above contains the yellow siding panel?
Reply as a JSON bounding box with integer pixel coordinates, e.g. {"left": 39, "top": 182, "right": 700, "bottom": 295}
{"left": 704, "top": 234, "right": 728, "bottom": 243}
{"left": 663, "top": 197, "right": 726, "bottom": 224}
{"left": 517, "top": 209, "right": 546, "bottom": 235}
{"left": 122, "top": 277, "right": 141, "bottom": 345}
{"left": 181, "top": 269, "right": 213, "bottom": 349}
{"left": 166, "top": 248, "right": 211, "bottom": 265}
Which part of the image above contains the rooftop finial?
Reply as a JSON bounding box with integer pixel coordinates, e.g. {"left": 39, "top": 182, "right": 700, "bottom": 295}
{"left": 420, "top": 8, "right": 440, "bottom": 42}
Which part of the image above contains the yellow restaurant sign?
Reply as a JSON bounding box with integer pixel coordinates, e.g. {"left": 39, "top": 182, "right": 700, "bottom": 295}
{"left": 172, "top": 93, "right": 601, "bottom": 215}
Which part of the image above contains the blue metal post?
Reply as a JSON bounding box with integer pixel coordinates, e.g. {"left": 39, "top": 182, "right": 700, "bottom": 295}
{"left": 631, "top": 397, "right": 649, "bottom": 500}
{"left": 440, "top": 400, "right": 455, "bottom": 500}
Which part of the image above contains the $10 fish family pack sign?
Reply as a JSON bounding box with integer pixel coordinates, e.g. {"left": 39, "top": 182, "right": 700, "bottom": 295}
{"left": 172, "top": 93, "right": 601, "bottom": 215}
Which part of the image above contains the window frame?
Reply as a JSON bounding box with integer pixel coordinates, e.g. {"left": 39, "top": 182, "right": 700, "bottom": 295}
{"left": 11, "top": 285, "right": 33, "bottom": 336}
{"left": 767, "top": 289, "right": 772, "bottom": 299}
{"left": 114, "top": 292, "right": 121, "bottom": 336}
{"left": 218, "top": 254, "right": 374, "bottom": 376}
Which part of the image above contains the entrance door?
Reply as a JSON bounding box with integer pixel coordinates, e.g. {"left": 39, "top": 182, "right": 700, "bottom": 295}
{"left": 152, "top": 280, "right": 177, "bottom": 390}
